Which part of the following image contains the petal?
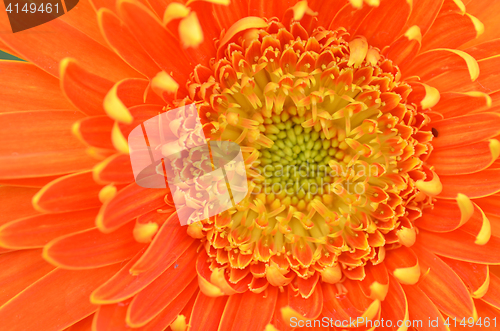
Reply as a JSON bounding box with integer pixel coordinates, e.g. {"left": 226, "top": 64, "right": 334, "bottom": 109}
{"left": 60, "top": 58, "right": 114, "bottom": 116}
{"left": 0, "top": 61, "right": 73, "bottom": 113}
{"left": 427, "top": 140, "right": 500, "bottom": 175}
{"left": 482, "top": 274, "right": 500, "bottom": 310}
{"left": 287, "top": 281, "right": 323, "bottom": 320}
{"left": 309, "top": 0, "right": 346, "bottom": 30}
{"left": 218, "top": 286, "right": 278, "bottom": 331}
{"left": 359, "top": 263, "right": 389, "bottom": 301}
{"left": 43, "top": 221, "right": 144, "bottom": 269}
{"left": 465, "top": 38, "right": 500, "bottom": 61}
{"left": 439, "top": 169, "right": 500, "bottom": 199}
{"left": 98, "top": 8, "right": 161, "bottom": 78}
{"left": 461, "top": 0, "right": 500, "bottom": 48}
{"left": 58, "top": 0, "right": 110, "bottom": 48}
{"left": 416, "top": 195, "right": 473, "bottom": 232}
{"left": 386, "top": 26, "right": 422, "bottom": 67}
{"left": 411, "top": 243, "right": 475, "bottom": 320}
{"left": 96, "top": 183, "right": 169, "bottom": 232}
{"left": 0, "top": 15, "right": 139, "bottom": 81}
{"left": 188, "top": 292, "right": 228, "bottom": 331}
{"left": 431, "top": 113, "right": 500, "bottom": 150}
{"left": 117, "top": 0, "right": 193, "bottom": 82}
{"left": 380, "top": 275, "right": 408, "bottom": 327}
{"left": 432, "top": 91, "right": 492, "bottom": 118}
{"left": 421, "top": 13, "right": 483, "bottom": 52}
{"left": 355, "top": 0, "right": 412, "bottom": 49}
{"left": 126, "top": 246, "right": 198, "bottom": 327}
{"left": 0, "top": 175, "right": 64, "bottom": 188}
{"left": 213, "top": 0, "right": 248, "bottom": 29}
{"left": 91, "top": 238, "right": 197, "bottom": 304}
{"left": 441, "top": 257, "right": 490, "bottom": 299}
{"left": 402, "top": 284, "right": 449, "bottom": 331}
{"left": 403, "top": 48, "right": 479, "bottom": 82}
{"left": 0, "top": 208, "right": 98, "bottom": 249}
{"left": 0, "top": 187, "right": 39, "bottom": 225}
{"left": 404, "top": 0, "right": 443, "bottom": 35}
{"left": 33, "top": 171, "right": 104, "bottom": 213}
{"left": 0, "top": 264, "right": 122, "bottom": 331}
{"left": 417, "top": 229, "right": 500, "bottom": 264}
{"left": 248, "top": 0, "right": 296, "bottom": 20}
{"left": 93, "top": 153, "right": 135, "bottom": 184}
{"left": 0, "top": 111, "right": 98, "bottom": 178}
{"left": 329, "top": 3, "right": 373, "bottom": 35}
{"left": 66, "top": 314, "right": 94, "bottom": 331}
{"left": 384, "top": 246, "right": 421, "bottom": 285}
{"left": 73, "top": 116, "right": 115, "bottom": 150}
{"left": 428, "top": 55, "right": 500, "bottom": 93}
{"left": 0, "top": 249, "right": 55, "bottom": 307}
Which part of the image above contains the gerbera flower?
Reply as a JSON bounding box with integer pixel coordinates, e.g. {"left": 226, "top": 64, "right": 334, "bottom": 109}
{"left": 1, "top": 0, "right": 500, "bottom": 330}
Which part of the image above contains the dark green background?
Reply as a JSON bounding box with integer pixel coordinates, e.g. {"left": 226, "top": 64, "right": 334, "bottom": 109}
{"left": 0, "top": 50, "right": 22, "bottom": 61}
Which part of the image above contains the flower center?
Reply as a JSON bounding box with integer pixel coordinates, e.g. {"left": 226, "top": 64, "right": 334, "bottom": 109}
{"left": 172, "top": 17, "right": 437, "bottom": 295}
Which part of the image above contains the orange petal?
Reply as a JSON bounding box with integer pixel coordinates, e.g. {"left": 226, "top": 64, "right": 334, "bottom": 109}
{"left": 439, "top": 169, "right": 500, "bottom": 199}
{"left": 33, "top": 171, "right": 104, "bottom": 213}
{"left": 460, "top": 203, "right": 492, "bottom": 245}
{"left": 60, "top": 58, "right": 114, "bottom": 116}
{"left": 441, "top": 257, "right": 490, "bottom": 299}
{"left": 359, "top": 262, "right": 389, "bottom": 301}
{"left": 0, "top": 264, "right": 122, "bottom": 331}
{"left": 0, "top": 61, "right": 73, "bottom": 113}
{"left": 421, "top": 12, "right": 483, "bottom": 52}
{"left": 44, "top": 222, "right": 144, "bottom": 269}
{"left": 386, "top": 26, "right": 422, "bottom": 67}
{"left": 0, "top": 14, "right": 139, "bottom": 81}
{"left": 432, "top": 91, "right": 492, "bottom": 118}
{"left": 93, "top": 153, "right": 135, "bottom": 184}
{"left": 218, "top": 286, "right": 278, "bottom": 331}
{"left": 58, "top": 0, "right": 110, "bottom": 48}
{"left": 309, "top": 0, "right": 345, "bottom": 30}
{"left": 93, "top": 299, "right": 133, "bottom": 331}
{"left": 0, "top": 175, "right": 64, "bottom": 188}
{"left": 126, "top": 246, "right": 198, "bottom": 327}
{"left": 465, "top": 38, "right": 500, "bottom": 61}
{"left": 287, "top": 280, "right": 323, "bottom": 320}
{"left": 482, "top": 273, "right": 500, "bottom": 310}
{"left": 416, "top": 195, "right": 473, "bottom": 232}
{"left": 0, "top": 249, "right": 55, "bottom": 307}
{"left": 73, "top": 116, "right": 115, "bottom": 150}
{"left": 0, "top": 208, "right": 98, "bottom": 249}
{"left": 355, "top": 0, "right": 411, "bottom": 49}
{"left": 66, "top": 314, "right": 95, "bottom": 331}
{"left": 460, "top": 0, "right": 500, "bottom": 48}
{"left": 329, "top": 3, "right": 373, "bottom": 36}
{"left": 98, "top": 8, "right": 161, "bottom": 78}
{"left": 188, "top": 292, "right": 228, "bottom": 331}
{"left": 402, "top": 284, "right": 449, "bottom": 331}
{"left": 92, "top": 239, "right": 196, "bottom": 304}
{"left": 417, "top": 229, "right": 500, "bottom": 265}
{"left": 412, "top": 243, "right": 475, "bottom": 320}
{"left": 96, "top": 183, "right": 169, "bottom": 233}
{"left": 384, "top": 246, "right": 421, "bottom": 285}
{"left": 428, "top": 140, "right": 500, "bottom": 175}
{"left": 431, "top": 113, "right": 500, "bottom": 150}
{"left": 248, "top": 0, "right": 296, "bottom": 20}
{"left": 213, "top": 0, "right": 248, "bottom": 30}
{"left": 118, "top": 0, "right": 193, "bottom": 82}
{"left": 428, "top": 56, "right": 500, "bottom": 93}
{"left": 380, "top": 275, "right": 408, "bottom": 328}
{"left": 404, "top": 0, "right": 443, "bottom": 35}
{"left": 0, "top": 187, "right": 39, "bottom": 226}
{"left": 403, "top": 48, "right": 479, "bottom": 82}
{"left": 0, "top": 111, "right": 98, "bottom": 178}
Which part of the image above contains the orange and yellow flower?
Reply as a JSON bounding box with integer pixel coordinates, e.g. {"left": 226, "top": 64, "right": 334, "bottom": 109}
{"left": 1, "top": 0, "right": 500, "bottom": 330}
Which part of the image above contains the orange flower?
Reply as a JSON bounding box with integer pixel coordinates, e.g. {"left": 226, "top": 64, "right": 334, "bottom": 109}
{"left": 1, "top": 0, "right": 500, "bottom": 330}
